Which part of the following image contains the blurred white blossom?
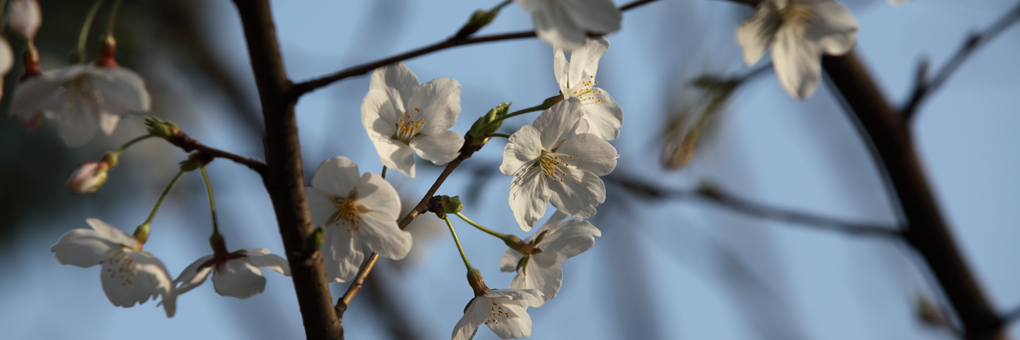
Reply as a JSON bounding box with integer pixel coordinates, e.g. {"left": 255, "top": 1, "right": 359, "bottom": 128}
{"left": 554, "top": 36, "right": 622, "bottom": 140}
{"left": 501, "top": 210, "right": 600, "bottom": 306}
{"left": 174, "top": 248, "right": 290, "bottom": 300}
{"left": 452, "top": 289, "right": 544, "bottom": 340}
{"left": 515, "top": 0, "right": 621, "bottom": 50}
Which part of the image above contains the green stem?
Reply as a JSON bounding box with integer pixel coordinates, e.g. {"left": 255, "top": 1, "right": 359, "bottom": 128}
{"left": 479, "top": 103, "right": 548, "bottom": 132}
{"left": 114, "top": 134, "right": 155, "bottom": 155}
{"left": 75, "top": 0, "right": 107, "bottom": 63}
{"left": 0, "top": 0, "right": 11, "bottom": 28}
{"left": 105, "top": 0, "right": 124, "bottom": 37}
{"left": 455, "top": 212, "right": 507, "bottom": 240}
{"left": 381, "top": 166, "right": 387, "bottom": 179}
{"left": 200, "top": 167, "right": 219, "bottom": 235}
{"left": 444, "top": 216, "right": 474, "bottom": 271}
{"left": 488, "top": 133, "right": 511, "bottom": 139}
{"left": 142, "top": 169, "right": 184, "bottom": 226}
{"left": 491, "top": 0, "right": 512, "bottom": 12}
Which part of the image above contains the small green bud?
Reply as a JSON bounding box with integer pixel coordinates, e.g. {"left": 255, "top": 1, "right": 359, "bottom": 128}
{"left": 516, "top": 255, "right": 530, "bottom": 275}
{"left": 305, "top": 226, "right": 326, "bottom": 251}
{"left": 468, "top": 102, "right": 511, "bottom": 144}
{"left": 443, "top": 196, "right": 463, "bottom": 215}
{"left": 466, "top": 268, "right": 489, "bottom": 297}
{"left": 145, "top": 116, "right": 180, "bottom": 140}
{"left": 101, "top": 152, "right": 120, "bottom": 168}
{"left": 133, "top": 223, "right": 151, "bottom": 245}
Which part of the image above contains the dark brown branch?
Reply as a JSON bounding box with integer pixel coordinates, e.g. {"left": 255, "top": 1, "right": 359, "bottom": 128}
{"left": 165, "top": 131, "right": 267, "bottom": 175}
{"left": 336, "top": 138, "right": 484, "bottom": 315}
{"left": 290, "top": 0, "right": 660, "bottom": 97}
{"left": 822, "top": 53, "right": 1004, "bottom": 339}
{"left": 901, "top": 2, "right": 1020, "bottom": 121}
{"left": 231, "top": 1, "right": 342, "bottom": 339}
{"left": 606, "top": 175, "right": 902, "bottom": 238}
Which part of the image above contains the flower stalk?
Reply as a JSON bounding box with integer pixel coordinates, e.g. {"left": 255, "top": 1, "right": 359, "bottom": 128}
{"left": 135, "top": 169, "right": 185, "bottom": 244}
{"left": 73, "top": 0, "right": 107, "bottom": 64}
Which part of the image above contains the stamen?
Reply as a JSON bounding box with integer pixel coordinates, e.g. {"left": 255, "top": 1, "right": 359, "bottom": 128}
{"left": 330, "top": 197, "right": 362, "bottom": 231}
{"left": 535, "top": 151, "right": 575, "bottom": 182}
{"left": 393, "top": 109, "right": 425, "bottom": 143}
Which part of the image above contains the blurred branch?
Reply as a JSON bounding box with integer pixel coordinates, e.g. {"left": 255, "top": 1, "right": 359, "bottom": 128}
{"left": 166, "top": 129, "right": 267, "bottom": 174}
{"left": 1004, "top": 305, "right": 1020, "bottom": 325}
{"left": 606, "top": 174, "right": 902, "bottom": 238}
{"left": 336, "top": 138, "right": 485, "bottom": 315}
{"left": 231, "top": 0, "right": 342, "bottom": 339}
{"left": 901, "top": 2, "right": 1020, "bottom": 121}
{"left": 290, "top": 0, "right": 660, "bottom": 97}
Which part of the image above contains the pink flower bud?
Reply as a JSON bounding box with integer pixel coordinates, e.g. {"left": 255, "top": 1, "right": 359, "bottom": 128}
{"left": 66, "top": 161, "right": 111, "bottom": 194}
{"left": 7, "top": 0, "right": 41, "bottom": 39}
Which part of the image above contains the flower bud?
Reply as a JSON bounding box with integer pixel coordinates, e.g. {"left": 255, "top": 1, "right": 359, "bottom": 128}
{"left": 468, "top": 102, "right": 510, "bottom": 144}
{"left": 145, "top": 116, "right": 181, "bottom": 139}
{"left": 466, "top": 268, "right": 489, "bottom": 297}
{"left": 95, "top": 35, "right": 119, "bottom": 68}
{"left": 7, "top": 0, "right": 41, "bottom": 39}
{"left": 442, "top": 195, "right": 463, "bottom": 215}
{"left": 66, "top": 156, "right": 116, "bottom": 194}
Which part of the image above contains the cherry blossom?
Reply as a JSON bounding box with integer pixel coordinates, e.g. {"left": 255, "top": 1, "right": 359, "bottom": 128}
{"left": 515, "top": 0, "right": 621, "bottom": 50}
{"left": 10, "top": 64, "right": 151, "bottom": 147}
{"left": 66, "top": 160, "right": 111, "bottom": 194}
{"left": 305, "top": 156, "right": 411, "bottom": 282}
{"left": 50, "top": 218, "right": 176, "bottom": 317}
{"left": 452, "top": 289, "right": 544, "bottom": 340}
{"left": 554, "top": 36, "right": 622, "bottom": 140}
{"left": 362, "top": 62, "right": 463, "bottom": 178}
{"left": 7, "top": 0, "right": 41, "bottom": 39}
{"left": 736, "top": 0, "right": 858, "bottom": 99}
{"left": 500, "top": 97, "right": 618, "bottom": 231}
{"left": 500, "top": 210, "right": 600, "bottom": 306}
{"left": 173, "top": 248, "right": 290, "bottom": 300}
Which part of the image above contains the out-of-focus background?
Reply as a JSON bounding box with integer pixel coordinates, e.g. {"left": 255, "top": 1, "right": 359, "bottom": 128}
{"left": 1, "top": 0, "right": 1018, "bottom": 339}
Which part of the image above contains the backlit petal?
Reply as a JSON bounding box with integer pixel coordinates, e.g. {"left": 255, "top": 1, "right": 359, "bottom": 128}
{"left": 408, "top": 77, "right": 460, "bottom": 133}
{"left": 772, "top": 25, "right": 822, "bottom": 99}
{"left": 359, "top": 210, "right": 412, "bottom": 260}
{"left": 173, "top": 254, "right": 214, "bottom": 297}
{"left": 534, "top": 98, "right": 582, "bottom": 150}
{"left": 555, "top": 133, "right": 618, "bottom": 176}
{"left": 310, "top": 156, "right": 360, "bottom": 198}
{"left": 410, "top": 130, "right": 463, "bottom": 166}
{"left": 500, "top": 125, "right": 543, "bottom": 176}
{"left": 548, "top": 170, "right": 605, "bottom": 219}
{"left": 356, "top": 172, "right": 401, "bottom": 220}
{"left": 509, "top": 167, "right": 551, "bottom": 232}
{"left": 242, "top": 249, "right": 291, "bottom": 276}
{"left": 323, "top": 225, "right": 363, "bottom": 282}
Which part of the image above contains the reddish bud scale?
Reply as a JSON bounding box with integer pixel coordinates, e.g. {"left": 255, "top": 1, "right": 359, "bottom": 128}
{"left": 19, "top": 49, "right": 40, "bottom": 81}
{"left": 95, "top": 40, "right": 119, "bottom": 68}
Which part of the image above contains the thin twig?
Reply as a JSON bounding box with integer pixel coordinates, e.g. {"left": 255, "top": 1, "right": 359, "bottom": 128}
{"left": 290, "top": 0, "right": 660, "bottom": 97}
{"left": 1003, "top": 305, "right": 1020, "bottom": 324}
{"left": 166, "top": 130, "right": 268, "bottom": 175}
{"left": 901, "top": 1, "right": 1020, "bottom": 121}
{"left": 606, "top": 174, "right": 902, "bottom": 238}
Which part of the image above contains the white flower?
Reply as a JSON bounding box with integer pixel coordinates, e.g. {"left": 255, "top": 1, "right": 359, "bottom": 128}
{"left": 500, "top": 97, "right": 618, "bottom": 231}
{"left": 7, "top": 0, "right": 41, "bottom": 39}
{"left": 736, "top": 0, "right": 858, "bottom": 99}
{"left": 50, "top": 218, "right": 176, "bottom": 317}
{"left": 515, "top": 0, "right": 621, "bottom": 50}
{"left": 11, "top": 64, "right": 151, "bottom": 147}
{"left": 500, "top": 210, "right": 600, "bottom": 306}
{"left": 173, "top": 248, "right": 291, "bottom": 299}
{"left": 888, "top": 0, "right": 910, "bottom": 6}
{"left": 306, "top": 156, "right": 412, "bottom": 282}
{"left": 361, "top": 62, "right": 463, "bottom": 178}
{"left": 452, "top": 289, "right": 544, "bottom": 340}
{"left": 554, "top": 36, "right": 622, "bottom": 140}
{"left": 0, "top": 37, "right": 13, "bottom": 100}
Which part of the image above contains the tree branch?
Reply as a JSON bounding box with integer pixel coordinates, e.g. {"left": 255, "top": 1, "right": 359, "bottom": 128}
{"left": 165, "top": 130, "right": 267, "bottom": 175}
{"left": 901, "top": 1, "right": 1020, "bottom": 121}
{"left": 336, "top": 138, "right": 483, "bottom": 315}
{"left": 231, "top": 1, "right": 342, "bottom": 339}
{"left": 606, "top": 174, "right": 902, "bottom": 238}
{"left": 290, "top": 0, "right": 660, "bottom": 97}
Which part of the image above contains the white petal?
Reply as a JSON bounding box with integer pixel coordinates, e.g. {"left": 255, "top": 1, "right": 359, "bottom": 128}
{"left": 322, "top": 225, "right": 363, "bottom": 282}
{"left": 0, "top": 38, "right": 12, "bottom": 76}
{"left": 212, "top": 259, "right": 266, "bottom": 299}
{"left": 51, "top": 228, "right": 120, "bottom": 267}
{"left": 577, "top": 92, "right": 622, "bottom": 141}
{"left": 10, "top": 74, "right": 61, "bottom": 117}
{"left": 485, "top": 303, "right": 532, "bottom": 339}
{"left": 555, "top": 133, "right": 618, "bottom": 176}
{"left": 533, "top": 98, "right": 582, "bottom": 150}
{"left": 509, "top": 167, "right": 551, "bottom": 232}
{"left": 548, "top": 170, "right": 605, "bottom": 219}
{"left": 452, "top": 297, "right": 488, "bottom": 340}
{"left": 7, "top": 0, "right": 40, "bottom": 38}
{"left": 307, "top": 187, "right": 338, "bottom": 227}
{"left": 410, "top": 130, "right": 463, "bottom": 166}
{"left": 554, "top": 48, "right": 570, "bottom": 95}
{"left": 536, "top": 219, "right": 601, "bottom": 263}
{"left": 499, "top": 125, "right": 543, "bottom": 176}
{"left": 532, "top": 2, "right": 587, "bottom": 50}
{"left": 359, "top": 210, "right": 412, "bottom": 260}
{"left": 310, "top": 156, "right": 360, "bottom": 198}
{"left": 567, "top": 37, "right": 610, "bottom": 90}
{"left": 242, "top": 249, "right": 291, "bottom": 276}
{"left": 86, "top": 218, "right": 137, "bottom": 246}
{"left": 369, "top": 62, "right": 419, "bottom": 110}
{"left": 559, "top": 0, "right": 621, "bottom": 34}
{"left": 356, "top": 172, "right": 401, "bottom": 220}
{"left": 92, "top": 67, "right": 151, "bottom": 113}
{"left": 369, "top": 135, "right": 416, "bottom": 178}
{"left": 57, "top": 101, "right": 101, "bottom": 147}
{"left": 736, "top": 1, "right": 781, "bottom": 66}
{"left": 509, "top": 261, "right": 562, "bottom": 306}
{"left": 408, "top": 77, "right": 460, "bottom": 133}
{"left": 173, "top": 255, "right": 214, "bottom": 297}
{"left": 772, "top": 26, "right": 822, "bottom": 99}
{"left": 362, "top": 88, "right": 401, "bottom": 138}
{"left": 500, "top": 249, "right": 524, "bottom": 272}
{"left": 486, "top": 288, "right": 544, "bottom": 302}
{"left": 98, "top": 112, "right": 120, "bottom": 136}
{"left": 514, "top": 0, "right": 544, "bottom": 12}
{"left": 807, "top": 0, "right": 858, "bottom": 55}
{"left": 101, "top": 249, "right": 173, "bottom": 312}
